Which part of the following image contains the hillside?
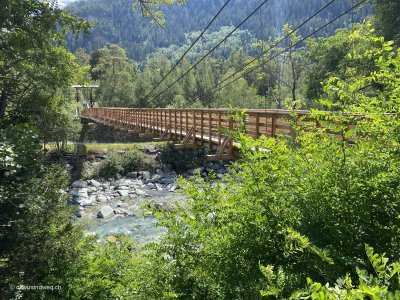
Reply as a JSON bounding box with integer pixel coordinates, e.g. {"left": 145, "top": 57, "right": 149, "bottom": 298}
{"left": 66, "top": 0, "right": 371, "bottom": 61}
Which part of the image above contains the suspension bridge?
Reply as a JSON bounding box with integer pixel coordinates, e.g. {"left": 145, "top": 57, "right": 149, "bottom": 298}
{"left": 81, "top": 107, "right": 310, "bottom": 160}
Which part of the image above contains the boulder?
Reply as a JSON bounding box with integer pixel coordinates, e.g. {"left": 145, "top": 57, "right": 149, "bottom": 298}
{"left": 97, "top": 206, "right": 114, "bottom": 218}
{"left": 158, "top": 177, "right": 175, "bottom": 185}
{"left": 79, "top": 199, "right": 93, "bottom": 207}
{"left": 141, "top": 171, "right": 151, "bottom": 180}
{"left": 117, "top": 202, "right": 129, "bottom": 208}
{"left": 75, "top": 210, "right": 86, "bottom": 218}
{"left": 71, "top": 188, "right": 88, "bottom": 198}
{"left": 71, "top": 180, "right": 87, "bottom": 189}
{"left": 162, "top": 164, "right": 172, "bottom": 173}
{"left": 96, "top": 195, "right": 107, "bottom": 203}
{"left": 116, "top": 179, "right": 131, "bottom": 187}
{"left": 118, "top": 190, "right": 129, "bottom": 197}
{"left": 155, "top": 183, "right": 164, "bottom": 191}
{"left": 114, "top": 208, "right": 129, "bottom": 215}
{"left": 89, "top": 179, "right": 101, "bottom": 187}
{"left": 126, "top": 172, "right": 138, "bottom": 179}
{"left": 135, "top": 189, "right": 147, "bottom": 196}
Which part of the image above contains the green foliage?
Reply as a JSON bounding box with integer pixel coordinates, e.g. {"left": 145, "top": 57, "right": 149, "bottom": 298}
{"left": 373, "top": 0, "right": 400, "bottom": 45}
{"left": 92, "top": 44, "right": 137, "bottom": 107}
{"left": 105, "top": 28, "right": 399, "bottom": 299}
{"left": 0, "top": 0, "right": 89, "bottom": 125}
{"left": 286, "top": 245, "right": 400, "bottom": 299}
{"left": 67, "top": 0, "right": 368, "bottom": 62}
{"left": 88, "top": 148, "right": 156, "bottom": 178}
{"left": 0, "top": 124, "right": 85, "bottom": 300}
{"left": 160, "top": 142, "right": 209, "bottom": 172}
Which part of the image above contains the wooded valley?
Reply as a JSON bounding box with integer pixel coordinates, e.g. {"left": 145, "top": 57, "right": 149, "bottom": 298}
{"left": 0, "top": 0, "right": 399, "bottom": 299}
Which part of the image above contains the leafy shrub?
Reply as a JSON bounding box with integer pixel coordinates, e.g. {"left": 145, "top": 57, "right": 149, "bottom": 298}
{"left": 89, "top": 148, "right": 157, "bottom": 178}
{"left": 94, "top": 151, "right": 124, "bottom": 178}
{"left": 121, "top": 148, "right": 156, "bottom": 173}
{"left": 279, "top": 245, "right": 400, "bottom": 299}
{"left": 160, "top": 142, "right": 210, "bottom": 173}
{"left": 113, "top": 30, "right": 399, "bottom": 299}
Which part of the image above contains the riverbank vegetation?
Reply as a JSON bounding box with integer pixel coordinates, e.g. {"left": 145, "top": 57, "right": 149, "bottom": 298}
{"left": 1, "top": 0, "right": 399, "bottom": 299}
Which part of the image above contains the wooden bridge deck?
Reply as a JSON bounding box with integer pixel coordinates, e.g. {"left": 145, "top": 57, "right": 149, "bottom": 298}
{"left": 81, "top": 108, "right": 310, "bottom": 160}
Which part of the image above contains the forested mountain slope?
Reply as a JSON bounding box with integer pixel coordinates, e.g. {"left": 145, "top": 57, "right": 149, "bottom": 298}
{"left": 66, "top": 0, "right": 370, "bottom": 61}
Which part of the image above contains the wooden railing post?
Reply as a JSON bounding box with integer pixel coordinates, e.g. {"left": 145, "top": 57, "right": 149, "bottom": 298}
{"left": 200, "top": 110, "right": 204, "bottom": 146}
{"left": 271, "top": 115, "right": 276, "bottom": 138}
{"left": 208, "top": 110, "right": 212, "bottom": 147}
{"left": 255, "top": 113, "right": 260, "bottom": 139}
{"left": 228, "top": 116, "right": 233, "bottom": 155}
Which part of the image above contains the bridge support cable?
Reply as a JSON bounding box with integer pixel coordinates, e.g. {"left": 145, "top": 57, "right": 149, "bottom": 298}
{"left": 208, "top": 0, "right": 369, "bottom": 97}
{"left": 142, "top": 0, "right": 233, "bottom": 103}
{"left": 148, "top": 0, "right": 273, "bottom": 105}
{"left": 179, "top": 0, "right": 367, "bottom": 108}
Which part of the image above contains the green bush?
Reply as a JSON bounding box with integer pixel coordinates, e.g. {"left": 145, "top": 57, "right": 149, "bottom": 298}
{"left": 94, "top": 151, "right": 124, "bottom": 178}
{"left": 89, "top": 149, "right": 157, "bottom": 178}
{"left": 121, "top": 148, "right": 156, "bottom": 173}
{"left": 104, "top": 30, "right": 399, "bottom": 299}
{"left": 160, "top": 142, "right": 210, "bottom": 173}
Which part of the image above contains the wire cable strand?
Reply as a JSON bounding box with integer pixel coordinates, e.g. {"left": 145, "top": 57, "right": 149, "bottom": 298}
{"left": 149, "top": 0, "right": 272, "bottom": 105}
{"left": 210, "top": 0, "right": 368, "bottom": 96}
{"left": 142, "top": 0, "right": 233, "bottom": 102}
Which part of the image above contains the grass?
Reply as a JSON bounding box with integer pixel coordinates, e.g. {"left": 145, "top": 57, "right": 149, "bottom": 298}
{"left": 45, "top": 142, "right": 168, "bottom": 155}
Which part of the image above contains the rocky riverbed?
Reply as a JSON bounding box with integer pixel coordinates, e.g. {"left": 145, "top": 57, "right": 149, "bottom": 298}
{"left": 68, "top": 161, "right": 231, "bottom": 243}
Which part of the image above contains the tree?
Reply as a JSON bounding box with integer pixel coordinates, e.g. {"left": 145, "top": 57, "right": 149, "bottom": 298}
{"left": 0, "top": 0, "right": 89, "bottom": 124}
{"left": 134, "top": 0, "right": 186, "bottom": 26}
{"left": 92, "top": 44, "right": 137, "bottom": 107}
{"left": 374, "top": 0, "right": 400, "bottom": 44}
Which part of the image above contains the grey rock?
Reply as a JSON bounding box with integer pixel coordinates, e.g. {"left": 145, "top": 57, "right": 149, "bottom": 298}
{"left": 117, "top": 202, "right": 129, "bottom": 208}
{"left": 89, "top": 186, "right": 97, "bottom": 193}
{"left": 79, "top": 199, "right": 93, "bottom": 207}
{"left": 89, "top": 179, "right": 101, "bottom": 187}
{"left": 169, "top": 185, "right": 177, "bottom": 192}
{"left": 141, "top": 171, "right": 151, "bottom": 180}
{"left": 152, "top": 174, "right": 162, "bottom": 181}
{"left": 162, "top": 164, "right": 172, "bottom": 173}
{"left": 116, "top": 179, "right": 131, "bottom": 187}
{"left": 135, "top": 189, "right": 147, "bottom": 196}
{"left": 156, "top": 168, "right": 164, "bottom": 175}
{"left": 71, "top": 180, "right": 87, "bottom": 189}
{"left": 217, "top": 173, "right": 224, "bottom": 179}
{"left": 71, "top": 188, "right": 88, "bottom": 198}
{"left": 114, "top": 208, "right": 129, "bottom": 215}
{"left": 118, "top": 190, "right": 129, "bottom": 197}
{"left": 118, "top": 185, "right": 129, "bottom": 190}
{"left": 75, "top": 210, "right": 85, "bottom": 218}
{"left": 155, "top": 183, "right": 164, "bottom": 191}
{"left": 126, "top": 172, "right": 138, "bottom": 179}
{"left": 97, "top": 206, "right": 114, "bottom": 218}
{"left": 96, "top": 195, "right": 107, "bottom": 203}
{"left": 147, "top": 183, "right": 155, "bottom": 189}
{"left": 158, "top": 177, "right": 175, "bottom": 185}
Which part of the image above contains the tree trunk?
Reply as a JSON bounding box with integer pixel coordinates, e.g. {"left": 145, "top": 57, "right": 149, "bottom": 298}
{"left": 0, "top": 89, "right": 8, "bottom": 122}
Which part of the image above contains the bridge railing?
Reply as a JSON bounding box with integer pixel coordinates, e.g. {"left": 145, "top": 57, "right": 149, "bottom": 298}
{"left": 82, "top": 107, "right": 317, "bottom": 159}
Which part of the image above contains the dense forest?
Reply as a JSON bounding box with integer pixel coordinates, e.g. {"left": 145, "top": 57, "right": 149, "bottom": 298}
{"left": 1, "top": 0, "right": 400, "bottom": 299}
{"left": 66, "top": 0, "right": 371, "bottom": 61}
